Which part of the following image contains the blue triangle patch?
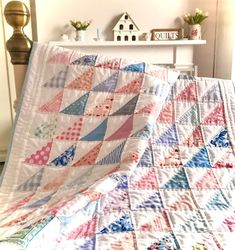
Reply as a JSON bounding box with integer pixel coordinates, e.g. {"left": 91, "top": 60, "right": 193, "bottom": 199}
{"left": 93, "top": 72, "right": 119, "bottom": 92}
{"left": 131, "top": 123, "right": 153, "bottom": 140}
{"left": 96, "top": 141, "right": 126, "bottom": 165}
{"left": 99, "top": 214, "right": 134, "bottom": 234}
{"left": 207, "top": 128, "right": 231, "bottom": 148}
{"left": 60, "top": 92, "right": 89, "bottom": 115}
{"left": 201, "top": 83, "right": 222, "bottom": 102}
{"left": 205, "top": 190, "right": 231, "bottom": 210}
{"left": 17, "top": 168, "right": 44, "bottom": 191}
{"left": 71, "top": 55, "right": 97, "bottom": 65}
{"left": 26, "top": 192, "right": 56, "bottom": 208}
{"left": 163, "top": 168, "right": 190, "bottom": 189}
{"left": 154, "top": 124, "right": 179, "bottom": 145}
{"left": 78, "top": 237, "right": 96, "bottom": 250}
{"left": 111, "top": 95, "right": 139, "bottom": 116}
{"left": 43, "top": 66, "right": 68, "bottom": 88}
{"left": 116, "top": 175, "right": 128, "bottom": 189}
{"left": 137, "top": 145, "right": 154, "bottom": 167}
{"left": 121, "top": 63, "right": 145, "bottom": 73}
{"left": 81, "top": 119, "right": 108, "bottom": 141}
{"left": 184, "top": 147, "right": 211, "bottom": 168}
{"left": 178, "top": 103, "right": 199, "bottom": 125}
{"left": 137, "top": 192, "right": 164, "bottom": 209}
{"left": 50, "top": 144, "right": 76, "bottom": 167}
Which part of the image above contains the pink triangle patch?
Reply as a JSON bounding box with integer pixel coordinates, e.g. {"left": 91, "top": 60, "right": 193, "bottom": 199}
{"left": 47, "top": 51, "right": 72, "bottom": 64}
{"left": 131, "top": 168, "right": 158, "bottom": 189}
{"left": 202, "top": 103, "right": 226, "bottom": 125}
{"left": 38, "top": 91, "right": 63, "bottom": 113}
{"left": 106, "top": 115, "right": 133, "bottom": 141}
{"left": 24, "top": 141, "right": 52, "bottom": 165}
{"left": 66, "top": 216, "right": 97, "bottom": 239}
{"left": 42, "top": 169, "right": 70, "bottom": 191}
{"left": 86, "top": 95, "right": 114, "bottom": 117}
{"left": 183, "top": 126, "right": 204, "bottom": 147}
{"left": 176, "top": 81, "right": 197, "bottom": 101}
{"left": 159, "top": 147, "right": 182, "bottom": 167}
{"left": 135, "top": 102, "right": 157, "bottom": 115}
{"left": 116, "top": 75, "right": 144, "bottom": 94}
{"left": 66, "top": 67, "right": 93, "bottom": 91}
{"left": 170, "top": 193, "right": 196, "bottom": 210}
{"left": 96, "top": 59, "right": 121, "bottom": 70}
{"left": 56, "top": 117, "right": 83, "bottom": 141}
{"left": 72, "top": 142, "right": 102, "bottom": 167}
{"left": 194, "top": 170, "right": 220, "bottom": 189}
{"left": 157, "top": 102, "right": 174, "bottom": 123}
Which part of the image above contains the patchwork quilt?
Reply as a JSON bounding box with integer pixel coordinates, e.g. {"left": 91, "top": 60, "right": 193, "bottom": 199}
{"left": 0, "top": 43, "right": 235, "bottom": 250}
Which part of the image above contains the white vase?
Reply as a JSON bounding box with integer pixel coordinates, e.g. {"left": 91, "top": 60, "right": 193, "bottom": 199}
{"left": 188, "top": 24, "right": 201, "bottom": 40}
{"left": 75, "top": 30, "right": 86, "bottom": 41}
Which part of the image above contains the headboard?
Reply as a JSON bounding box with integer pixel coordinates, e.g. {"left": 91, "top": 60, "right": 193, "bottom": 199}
{"left": 4, "top": 0, "right": 32, "bottom": 109}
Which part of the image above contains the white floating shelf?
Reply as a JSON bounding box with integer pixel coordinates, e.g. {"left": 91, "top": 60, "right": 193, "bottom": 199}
{"left": 50, "top": 40, "right": 207, "bottom": 47}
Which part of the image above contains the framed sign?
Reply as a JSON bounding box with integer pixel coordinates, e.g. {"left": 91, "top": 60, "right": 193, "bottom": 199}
{"left": 151, "top": 29, "right": 181, "bottom": 41}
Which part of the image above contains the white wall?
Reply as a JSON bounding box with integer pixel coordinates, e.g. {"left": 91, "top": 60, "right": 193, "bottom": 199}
{"left": 34, "top": 0, "right": 190, "bottom": 42}
{"left": 214, "top": 0, "right": 235, "bottom": 79}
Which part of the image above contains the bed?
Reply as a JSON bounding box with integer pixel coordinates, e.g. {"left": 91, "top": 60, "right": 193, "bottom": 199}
{"left": 1, "top": 1, "right": 235, "bottom": 250}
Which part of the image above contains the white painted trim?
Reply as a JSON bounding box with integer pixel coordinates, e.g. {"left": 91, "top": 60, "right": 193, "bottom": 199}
{"left": 50, "top": 40, "right": 206, "bottom": 47}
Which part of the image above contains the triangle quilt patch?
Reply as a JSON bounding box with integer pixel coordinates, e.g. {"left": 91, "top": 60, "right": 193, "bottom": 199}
{"left": 42, "top": 169, "right": 70, "bottom": 191}
{"left": 43, "top": 66, "right": 68, "bottom": 88}
{"left": 135, "top": 102, "right": 157, "bottom": 115}
{"left": 194, "top": 169, "right": 220, "bottom": 189}
{"left": 47, "top": 51, "right": 72, "bottom": 64}
{"left": 66, "top": 67, "right": 93, "bottom": 91}
{"left": 111, "top": 95, "right": 139, "bottom": 116}
{"left": 96, "top": 141, "right": 126, "bottom": 165}
{"left": 183, "top": 125, "right": 204, "bottom": 147}
{"left": 121, "top": 63, "right": 145, "bottom": 73}
{"left": 60, "top": 92, "right": 89, "bottom": 115}
{"left": 178, "top": 103, "right": 199, "bottom": 125}
{"left": 137, "top": 145, "right": 154, "bottom": 167}
{"left": 71, "top": 55, "right": 97, "bottom": 65}
{"left": 72, "top": 142, "right": 103, "bottom": 167}
{"left": 115, "top": 74, "right": 144, "bottom": 94}
{"left": 56, "top": 118, "right": 83, "bottom": 141}
{"left": 207, "top": 128, "right": 231, "bottom": 148}
{"left": 17, "top": 168, "right": 44, "bottom": 192}
{"left": 184, "top": 147, "right": 211, "bottom": 168}
{"left": 205, "top": 191, "right": 231, "bottom": 210}
{"left": 201, "top": 83, "right": 222, "bottom": 102}
{"left": 137, "top": 191, "right": 164, "bottom": 209}
{"left": 202, "top": 103, "right": 226, "bottom": 125}
{"left": 86, "top": 95, "right": 114, "bottom": 117}
{"left": 157, "top": 101, "right": 174, "bottom": 123}
{"left": 26, "top": 192, "right": 56, "bottom": 208}
{"left": 38, "top": 91, "right": 63, "bottom": 113}
{"left": 34, "top": 118, "right": 58, "bottom": 139}
{"left": 99, "top": 214, "right": 134, "bottom": 234}
{"left": 96, "top": 58, "right": 121, "bottom": 70}
{"left": 176, "top": 80, "right": 197, "bottom": 101}
{"left": 159, "top": 146, "right": 183, "bottom": 167}
{"left": 131, "top": 168, "right": 158, "bottom": 189}
{"left": 49, "top": 144, "right": 76, "bottom": 167}
{"left": 81, "top": 118, "right": 108, "bottom": 141}
{"left": 66, "top": 216, "right": 97, "bottom": 239}
{"left": 154, "top": 124, "right": 179, "bottom": 145}
{"left": 163, "top": 168, "right": 190, "bottom": 189}
{"left": 131, "top": 123, "right": 153, "bottom": 140}
{"left": 24, "top": 141, "right": 52, "bottom": 166}
{"left": 93, "top": 72, "right": 119, "bottom": 92}
{"left": 106, "top": 115, "right": 133, "bottom": 141}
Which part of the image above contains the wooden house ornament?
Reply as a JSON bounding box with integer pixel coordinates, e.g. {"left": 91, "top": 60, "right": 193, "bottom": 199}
{"left": 113, "top": 12, "right": 140, "bottom": 42}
